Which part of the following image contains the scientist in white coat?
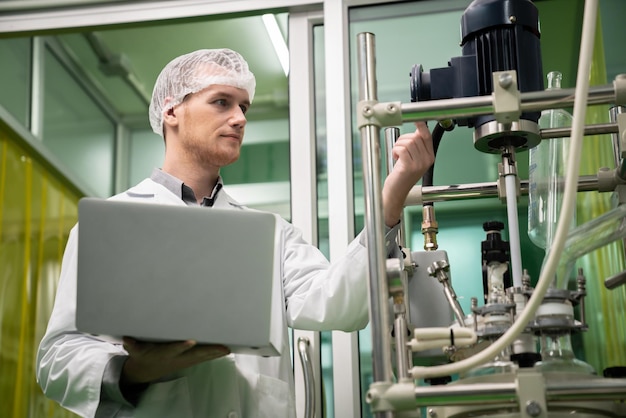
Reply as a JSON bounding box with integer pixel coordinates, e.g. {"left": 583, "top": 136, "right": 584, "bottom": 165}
{"left": 36, "top": 48, "right": 434, "bottom": 417}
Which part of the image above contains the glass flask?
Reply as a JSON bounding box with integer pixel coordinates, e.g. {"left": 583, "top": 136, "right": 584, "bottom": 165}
{"left": 464, "top": 345, "right": 517, "bottom": 377}
{"left": 535, "top": 332, "right": 596, "bottom": 374}
{"left": 464, "top": 312, "right": 517, "bottom": 378}
{"left": 528, "top": 71, "right": 575, "bottom": 251}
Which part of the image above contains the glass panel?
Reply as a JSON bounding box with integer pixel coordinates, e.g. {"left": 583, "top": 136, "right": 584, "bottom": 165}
{"left": 0, "top": 38, "right": 31, "bottom": 127}
{"left": 129, "top": 128, "right": 164, "bottom": 187}
{"left": 42, "top": 46, "right": 115, "bottom": 198}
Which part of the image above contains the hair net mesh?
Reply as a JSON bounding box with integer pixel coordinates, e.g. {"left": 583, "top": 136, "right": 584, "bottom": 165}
{"left": 149, "top": 48, "right": 256, "bottom": 136}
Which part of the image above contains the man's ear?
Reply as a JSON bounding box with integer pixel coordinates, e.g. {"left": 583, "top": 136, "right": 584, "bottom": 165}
{"left": 162, "top": 105, "right": 179, "bottom": 129}
{"left": 162, "top": 95, "right": 181, "bottom": 129}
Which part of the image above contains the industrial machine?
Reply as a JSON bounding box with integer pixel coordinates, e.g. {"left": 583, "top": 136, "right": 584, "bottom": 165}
{"left": 355, "top": 0, "right": 626, "bottom": 416}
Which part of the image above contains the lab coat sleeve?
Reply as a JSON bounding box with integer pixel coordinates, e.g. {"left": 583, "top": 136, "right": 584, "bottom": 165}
{"left": 36, "top": 226, "right": 131, "bottom": 417}
{"left": 281, "top": 218, "right": 401, "bottom": 332}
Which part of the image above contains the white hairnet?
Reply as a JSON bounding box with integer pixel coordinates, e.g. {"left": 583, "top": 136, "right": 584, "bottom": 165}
{"left": 148, "top": 48, "right": 256, "bottom": 136}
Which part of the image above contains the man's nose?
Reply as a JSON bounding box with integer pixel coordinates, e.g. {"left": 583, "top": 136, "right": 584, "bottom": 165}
{"left": 230, "top": 107, "right": 247, "bottom": 126}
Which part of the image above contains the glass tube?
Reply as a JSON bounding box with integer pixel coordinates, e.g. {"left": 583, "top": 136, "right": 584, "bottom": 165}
{"left": 528, "top": 71, "right": 574, "bottom": 252}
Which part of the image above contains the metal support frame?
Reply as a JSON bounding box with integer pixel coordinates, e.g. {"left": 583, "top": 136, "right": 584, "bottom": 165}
{"left": 356, "top": 27, "right": 626, "bottom": 415}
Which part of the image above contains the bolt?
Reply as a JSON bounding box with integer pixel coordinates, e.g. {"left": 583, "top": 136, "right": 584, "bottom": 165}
{"left": 428, "top": 408, "right": 437, "bottom": 418}
{"left": 387, "top": 103, "right": 396, "bottom": 113}
{"left": 526, "top": 400, "right": 542, "bottom": 417}
{"left": 499, "top": 73, "right": 513, "bottom": 89}
{"left": 509, "top": 15, "right": 517, "bottom": 23}
{"left": 363, "top": 106, "right": 372, "bottom": 116}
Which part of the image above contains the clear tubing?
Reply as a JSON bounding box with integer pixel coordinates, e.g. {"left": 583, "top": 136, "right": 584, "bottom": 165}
{"left": 505, "top": 174, "right": 523, "bottom": 287}
{"left": 410, "top": 0, "right": 598, "bottom": 380}
{"left": 555, "top": 203, "right": 626, "bottom": 289}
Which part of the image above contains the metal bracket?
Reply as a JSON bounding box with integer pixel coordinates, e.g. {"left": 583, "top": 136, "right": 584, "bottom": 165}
{"left": 497, "top": 162, "right": 521, "bottom": 203}
{"left": 387, "top": 257, "right": 405, "bottom": 295}
{"left": 357, "top": 100, "right": 403, "bottom": 129}
{"left": 366, "top": 381, "right": 418, "bottom": 414}
{"left": 492, "top": 71, "right": 521, "bottom": 125}
{"left": 597, "top": 167, "right": 626, "bottom": 192}
{"left": 516, "top": 371, "right": 548, "bottom": 418}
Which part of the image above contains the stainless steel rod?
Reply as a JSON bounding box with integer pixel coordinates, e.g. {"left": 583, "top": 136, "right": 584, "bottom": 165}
{"left": 405, "top": 175, "right": 600, "bottom": 205}
{"left": 540, "top": 122, "right": 618, "bottom": 139}
{"left": 399, "top": 83, "right": 619, "bottom": 124}
{"left": 610, "top": 106, "right": 626, "bottom": 180}
{"left": 393, "top": 315, "right": 410, "bottom": 380}
{"left": 521, "top": 84, "right": 616, "bottom": 111}
{"left": 409, "top": 378, "right": 626, "bottom": 407}
{"left": 357, "top": 32, "right": 394, "bottom": 394}
{"left": 414, "top": 382, "right": 518, "bottom": 406}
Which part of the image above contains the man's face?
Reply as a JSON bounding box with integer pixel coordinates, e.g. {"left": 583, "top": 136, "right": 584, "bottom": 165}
{"left": 172, "top": 84, "right": 250, "bottom": 169}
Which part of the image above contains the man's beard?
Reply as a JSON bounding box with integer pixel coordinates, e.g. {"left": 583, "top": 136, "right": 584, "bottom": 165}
{"left": 185, "top": 137, "right": 240, "bottom": 168}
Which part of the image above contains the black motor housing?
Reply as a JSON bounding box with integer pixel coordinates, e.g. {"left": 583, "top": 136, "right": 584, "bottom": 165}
{"left": 410, "top": 0, "right": 544, "bottom": 148}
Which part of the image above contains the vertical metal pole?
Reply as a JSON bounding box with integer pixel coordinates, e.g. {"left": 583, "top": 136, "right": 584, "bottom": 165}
{"left": 356, "top": 32, "right": 394, "bottom": 407}
{"left": 385, "top": 127, "right": 413, "bottom": 381}
{"left": 610, "top": 105, "right": 625, "bottom": 177}
{"left": 609, "top": 105, "right": 626, "bottom": 262}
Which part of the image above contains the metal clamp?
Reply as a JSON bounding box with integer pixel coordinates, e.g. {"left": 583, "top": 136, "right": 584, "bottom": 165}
{"left": 614, "top": 74, "right": 626, "bottom": 106}
{"left": 492, "top": 70, "right": 521, "bottom": 125}
{"left": 356, "top": 100, "right": 403, "bottom": 129}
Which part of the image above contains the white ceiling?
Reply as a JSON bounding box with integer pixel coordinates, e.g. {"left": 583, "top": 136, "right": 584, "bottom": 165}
{"left": 53, "top": 12, "right": 291, "bottom": 125}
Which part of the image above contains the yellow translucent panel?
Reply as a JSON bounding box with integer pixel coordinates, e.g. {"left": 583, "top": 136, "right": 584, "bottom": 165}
{"left": 0, "top": 131, "right": 80, "bottom": 418}
{"left": 574, "top": 16, "right": 626, "bottom": 373}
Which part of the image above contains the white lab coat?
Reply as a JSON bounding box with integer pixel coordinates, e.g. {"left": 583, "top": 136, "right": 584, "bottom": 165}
{"left": 37, "top": 178, "right": 388, "bottom": 418}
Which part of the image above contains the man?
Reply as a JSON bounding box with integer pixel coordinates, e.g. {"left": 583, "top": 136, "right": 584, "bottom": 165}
{"left": 37, "top": 48, "right": 434, "bottom": 417}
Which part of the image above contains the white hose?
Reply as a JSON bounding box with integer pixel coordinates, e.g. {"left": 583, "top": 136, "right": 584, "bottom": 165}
{"left": 410, "top": 0, "right": 598, "bottom": 379}
{"left": 409, "top": 327, "right": 477, "bottom": 352}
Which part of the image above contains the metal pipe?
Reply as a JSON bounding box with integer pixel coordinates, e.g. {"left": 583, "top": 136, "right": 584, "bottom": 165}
{"left": 398, "top": 83, "right": 619, "bottom": 124}
{"left": 83, "top": 32, "right": 151, "bottom": 106}
{"left": 520, "top": 84, "right": 617, "bottom": 112}
{"left": 393, "top": 313, "right": 410, "bottom": 381}
{"left": 385, "top": 127, "right": 414, "bottom": 382}
{"left": 405, "top": 175, "right": 600, "bottom": 206}
{"left": 609, "top": 106, "right": 625, "bottom": 179}
{"left": 605, "top": 269, "right": 626, "bottom": 289}
{"left": 541, "top": 122, "right": 618, "bottom": 139}
{"left": 414, "top": 382, "right": 518, "bottom": 406}
{"left": 409, "top": 378, "right": 626, "bottom": 407}
{"left": 357, "top": 32, "right": 394, "bottom": 398}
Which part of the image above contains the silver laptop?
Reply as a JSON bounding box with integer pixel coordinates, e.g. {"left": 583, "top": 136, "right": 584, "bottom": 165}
{"left": 76, "top": 197, "right": 283, "bottom": 357}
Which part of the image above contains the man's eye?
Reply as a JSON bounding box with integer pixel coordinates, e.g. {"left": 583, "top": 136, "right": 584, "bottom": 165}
{"left": 214, "top": 99, "right": 227, "bottom": 106}
{"left": 239, "top": 105, "right": 249, "bottom": 114}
